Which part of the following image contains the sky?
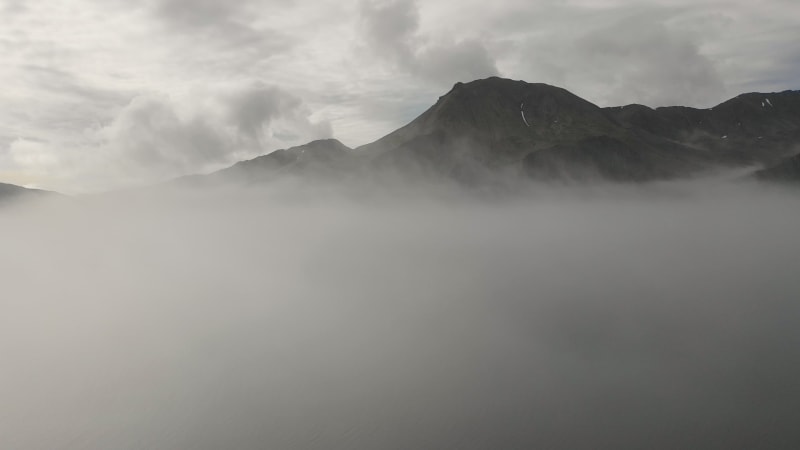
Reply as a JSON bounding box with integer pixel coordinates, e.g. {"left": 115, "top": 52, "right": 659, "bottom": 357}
{"left": 1, "top": 0, "right": 799, "bottom": 193}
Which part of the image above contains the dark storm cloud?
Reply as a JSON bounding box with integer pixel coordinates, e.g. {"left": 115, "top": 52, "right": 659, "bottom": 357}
{"left": 359, "top": 0, "right": 499, "bottom": 84}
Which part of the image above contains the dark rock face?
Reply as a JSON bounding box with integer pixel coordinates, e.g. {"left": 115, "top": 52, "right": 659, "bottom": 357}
{"left": 193, "top": 77, "right": 800, "bottom": 185}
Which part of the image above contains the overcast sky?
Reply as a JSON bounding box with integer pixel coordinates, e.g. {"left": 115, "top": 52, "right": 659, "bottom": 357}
{"left": 1, "top": 0, "right": 799, "bottom": 193}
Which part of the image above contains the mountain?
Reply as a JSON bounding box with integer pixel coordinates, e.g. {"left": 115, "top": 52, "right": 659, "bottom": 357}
{"left": 358, "top": 77, "right": 800, "bottom": 182}
{"left": 606, "top": 91, "right": 800, "bottom": 165}
{"left": 175, "top": 139, "right": 355, "bottom": 187}
{"left": 188, "top": 77, "right": 800, "bottom": 186}
{"left": 358, "top": 78, "right": 638, "bottom": 181}
{"left": 0, "top": 182, "right": 53, "bottom": 202}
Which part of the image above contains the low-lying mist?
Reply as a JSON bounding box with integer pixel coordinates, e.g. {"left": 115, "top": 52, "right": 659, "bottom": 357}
{"left": 2, "top": 180, "right": 800, "bottom": 449}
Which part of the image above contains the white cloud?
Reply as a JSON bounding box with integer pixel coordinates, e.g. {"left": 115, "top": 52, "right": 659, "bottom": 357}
{"left": 3, "top": 84, "right": 331, "bottom": 193}
{"left": 358, "top": 0, "right": 499, "bottom": 84}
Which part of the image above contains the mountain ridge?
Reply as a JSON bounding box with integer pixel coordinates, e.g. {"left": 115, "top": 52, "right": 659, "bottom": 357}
{"left": 183, "top": 77, "right": 800, "bottom": 186}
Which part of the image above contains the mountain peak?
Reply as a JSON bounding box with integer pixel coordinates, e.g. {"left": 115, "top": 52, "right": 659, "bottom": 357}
{"left": 296, "top": 138, "right": 349, "bottom": 151}
{"left": 427, "top": 77, "right": 609, "bottom": 133}
{"left": 358, "top": 77, "right": 617, "bottom": 161}
{"left": 442, "top": 77, "right": 576, "bottom": 104}
{"left": 449, "top": 76, "right": 556, "bottom": 89}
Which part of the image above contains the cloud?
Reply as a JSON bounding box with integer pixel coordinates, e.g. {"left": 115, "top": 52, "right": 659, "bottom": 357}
{"left": 570, "top": 14, "right": 727, "bottom": 107}
{"left": 145, "top": 0, "right": 297, "bottom": 74}
{"left": 485, "top": 4, "right": 729, "bottom": 107}
{"left": 359, "top": 0, "right": 418, "bottom": 65}
{"left": 416, "top": 39, "right": 498, "bottom": 85}
{"left": 2, "top": 0, "right": 25, "bottom": 14}
{"left": 359, "top": 0, "right": 499, "bottom": 84}
{"left": 23, "top": 65, "right": 118, "bottom": 99}
{"left": 491, "top": 1, "right": 800, "bottom": 107}
{"left": 98, "top": 95, "right": 228, "bottom": 174}
{"left": 3, "top": 83, "right": 331, "bottom": 193}
{"left": 153, "top": 0, "right": 248, "bottom": 27}
{"left": 148, "top": 0, "right": 294, "bottom": 46}
{"left": 225, "top": 82, "right": 332, "bottom": 142}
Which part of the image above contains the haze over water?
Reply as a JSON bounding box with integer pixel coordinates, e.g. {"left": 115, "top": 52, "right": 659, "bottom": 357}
{"left": 2, "top": 180, "right": 799, "bottom": 449}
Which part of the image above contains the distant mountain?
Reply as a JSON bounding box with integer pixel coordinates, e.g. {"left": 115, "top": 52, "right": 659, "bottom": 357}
{"left": 0, "top": 182, "right": 53, "bottom": 202}
{"left": 186, "top": 77, "right": 800, "bottom": 186}
{"left": 606, "top": 91, "right": 800, "bottom": 165}
{"left": 175, "top": 139, "right": 355, "bottom": 187}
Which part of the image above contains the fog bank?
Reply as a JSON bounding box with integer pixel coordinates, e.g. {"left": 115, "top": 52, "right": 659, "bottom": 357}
{"left": 1, "top": 182, "right": 799, "bottom": 449}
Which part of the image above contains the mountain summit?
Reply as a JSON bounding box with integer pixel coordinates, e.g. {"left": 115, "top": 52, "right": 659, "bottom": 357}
{"left": 356, "top": 78, "right": 632, "bottom": 179}
{"left": 359, "top": 78, "right": 618, "bottom": 156}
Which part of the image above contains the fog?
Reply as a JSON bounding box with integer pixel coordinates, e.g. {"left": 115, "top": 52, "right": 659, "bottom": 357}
{"left": 2, "top": 180, "right": 800, "bottom": 449}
